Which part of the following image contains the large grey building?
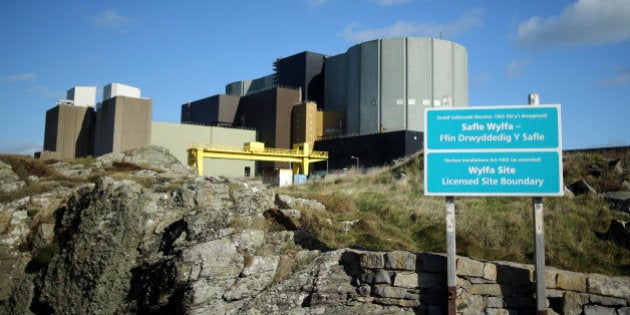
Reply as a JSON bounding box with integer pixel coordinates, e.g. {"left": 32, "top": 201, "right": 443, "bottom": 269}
{"left": 324, "top": 37, "right": 468, "bottom": 135}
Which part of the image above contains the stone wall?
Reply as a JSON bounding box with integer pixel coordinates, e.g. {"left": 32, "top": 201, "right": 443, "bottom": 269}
{"left": 343, "top": 250, "right": 630, "bottom": 314}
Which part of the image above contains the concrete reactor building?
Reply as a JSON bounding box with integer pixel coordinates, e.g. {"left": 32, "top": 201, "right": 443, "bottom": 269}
{"left": 324, "top": 37, "right": 468, "bottom": 135}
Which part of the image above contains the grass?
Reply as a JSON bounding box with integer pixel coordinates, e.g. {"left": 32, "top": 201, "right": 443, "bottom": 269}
{"left": 278, "top": 150, "right": 630, "bottom": 276}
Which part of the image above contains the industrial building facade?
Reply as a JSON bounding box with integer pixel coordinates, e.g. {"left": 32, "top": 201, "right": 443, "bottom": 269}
{"left": 218, "top": 37, "right": 467, "bottom": 139}
{"left": 325, "top": 37, "right": 468, "bottom": 135}
{"left": 41, "top": 37, "right": 468, "bottom": 176}
{"left": 181, "top": 37, "right": 468, "bottom": 171}
{"left": 181, "top": 94, "right": 240, "bottom": 127}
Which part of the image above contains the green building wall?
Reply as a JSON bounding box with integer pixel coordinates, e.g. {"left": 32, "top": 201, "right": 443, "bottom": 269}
{"left": 150, "top": 122, "right": 256, "bottom": 177}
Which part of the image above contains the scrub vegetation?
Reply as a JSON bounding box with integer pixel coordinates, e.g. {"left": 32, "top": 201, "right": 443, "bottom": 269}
{"left": 278, "top": 149, "right": 630, "bottom": 276}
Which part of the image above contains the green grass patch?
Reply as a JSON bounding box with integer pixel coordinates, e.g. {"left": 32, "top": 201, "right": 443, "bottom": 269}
{"left": 277, "top": 149, "right": 630, "bottom": 276}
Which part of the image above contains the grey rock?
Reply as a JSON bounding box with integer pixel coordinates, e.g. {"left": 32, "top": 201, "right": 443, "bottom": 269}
{"left": 588, "top": 274, "right": 630, "bottom": 299}
{"left": 280, "top": 209, "right": 302, "bottom": 220}
{"left": 276, "top": 194, "right": 326, "bottom": 211}
{"left": 0, "top": 160, "right": 25, "bottom": 193}
{"left": 393, "top": 272, "right": 419, "bottom": 288}
{"left": 556, "top": 270, "right": 587, "bottom": 292}
{"left": 458, "top": 256, "right": 485, "bottom": 278}
{"left": 51, "top": 161, "right": 92, "bottom": 177}
{"left": 583, "top": 305, "right": 615, "bottom": 315}
{"left": 360, "top": 252, "right": 385, "bottom": 269}
{"left": 385, "top": 250, "right": 416, "bottom": 271}
{"left": 609, "top": 159, "right": 623, "bottom": 174}
{"left": 223, "top": 255, "right": 279, "bottom": 301}
{"left": 562, "top": 292, "right": 589, "bottom": 315}
{"left": 606, "top": 219, "right": 630, "bottom": 247}
{"left": 601, "top": 191, "right": 630, "bottom": 213}
{"left": 567, "top": 179, "right": 597, "bottom": 195}
{"left": 589, "top": 294, "right": 627, "bottom": 306}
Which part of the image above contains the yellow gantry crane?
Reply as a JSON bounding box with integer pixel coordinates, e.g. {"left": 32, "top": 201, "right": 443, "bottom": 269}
{"left": 188, "top": 142, "right": 328, "bottom": 176}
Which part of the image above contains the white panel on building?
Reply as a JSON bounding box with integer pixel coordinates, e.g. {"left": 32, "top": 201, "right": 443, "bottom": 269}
{"left": 103, "top": 82, "right": 141, "bottom": 100}
{"left": 67, "top": 86, "right": 97, "bottom": 107}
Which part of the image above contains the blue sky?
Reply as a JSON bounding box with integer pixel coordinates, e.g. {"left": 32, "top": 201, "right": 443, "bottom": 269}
{"left": 1, "top": 0, "right": 628, "bottom": 154}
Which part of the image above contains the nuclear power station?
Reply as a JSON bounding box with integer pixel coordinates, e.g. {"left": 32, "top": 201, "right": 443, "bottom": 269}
{"left": 40, "top": 37, "right": 468, "bottom": 177}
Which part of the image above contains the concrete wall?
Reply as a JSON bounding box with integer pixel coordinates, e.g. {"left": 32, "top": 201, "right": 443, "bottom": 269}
{"left": 313, "top": 130, "right": 422, "bottom": 170}
{"left": 43, "top": 105, "right": 94, "bottom": 159}
{"left": 323, "top": 53, "right": 347, "bottom": 112}
{"left": 275, "top": 51, "right": 327, "bottom": 106}
{"left": 319, "top": 110, "right": 346, "bottom": 138}
{"left": 225, "top": 75, "right": 275, "bottom": 97}
{"left": 324, "top": 37, "right": 468, "bottom": 135}
{"left": 181, "top": 94, "right": 240, "bottom": 125}
{"left": 94, "top": 96, "right": 152, "bottom": 156}
{"left": 234, "top": 87, "right": 300, "bottom": 149}
{"left": 150, "top": 122, "right": 256, "bottom": 177}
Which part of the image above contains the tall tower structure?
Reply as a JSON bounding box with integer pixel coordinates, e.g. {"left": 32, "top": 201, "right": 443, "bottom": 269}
{"left": 93, "top": 83, "right": 152, "bottom": 156}
{"left": 42, "top": 86, "right": 96, "bottom": 159}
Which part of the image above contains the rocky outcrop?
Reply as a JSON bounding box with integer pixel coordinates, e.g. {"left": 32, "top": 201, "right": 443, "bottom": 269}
{"left": 1, "top": 146, "right": 630, "bottom": 314}
{"left": 602, "top": 192, "right": 630, "bottom": 214}
{"left": 566, "top": 179, "right": 597, "bottom": 196}
{"left": 0, "top": 160, "right": 25, "bottom": 193}
{"left": 607, "top": 219, "right": 630, "bottom": 248}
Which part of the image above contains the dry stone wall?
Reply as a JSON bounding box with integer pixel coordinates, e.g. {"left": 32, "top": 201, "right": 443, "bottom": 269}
{"left": 335, "top": 250, "right": 630, "bottom": 314}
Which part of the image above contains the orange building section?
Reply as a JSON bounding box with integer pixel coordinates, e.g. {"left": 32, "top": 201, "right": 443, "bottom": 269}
{"left": 292, "top": 102, "right": 345, "bottom": 150}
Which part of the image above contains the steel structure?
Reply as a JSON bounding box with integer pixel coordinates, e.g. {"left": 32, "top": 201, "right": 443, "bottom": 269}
{"left": 188, "top": 142, "right": 328, "bottom": 176}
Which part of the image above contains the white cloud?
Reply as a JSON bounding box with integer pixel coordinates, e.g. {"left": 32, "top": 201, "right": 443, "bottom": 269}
{"left": 80, "top": 55, "right": 106, "bottom": 64}
{"left": 597, "top": 67, "right": 630, "bottom": 87}
{"left": 93, "top": 9, "right": 135, "bottom": 33}
{"left": 3, "top": 73, "right": 36, "bottom": 82}
{"left": 470, "top": 73, "right": 492, "bottom": 87}
{"left": 340, "top": 7, "right": 484, "bottom": 43}
{"left": 307, "top": 0, "right": 410, "bottom": 7}
{"left": 516, "top": 0, "right": 630, "bottom": 49}
{"left": 371, "top": 0, "right": 412, "bottom": 6}
{"left": 306, "top": 0, "right": 329, "bottom": 7}
{"left": 27, "top": 86, "right": 64, "bottom": 99}
{"left": 506, "top": 57, "right": 531, "bottom": 78}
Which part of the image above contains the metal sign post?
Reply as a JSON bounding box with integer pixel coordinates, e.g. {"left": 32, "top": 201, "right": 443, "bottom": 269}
{"left": 424, "top": 94, "right": 562, "bottom": 314}
{"left": 533, "top": 196, "right": 547, "bottom": 314}
{"left": 529, "top": 93, "right": 547, "bottom": 315}
{"left": 446, "top": 196, "right": 457, "bottom": 314}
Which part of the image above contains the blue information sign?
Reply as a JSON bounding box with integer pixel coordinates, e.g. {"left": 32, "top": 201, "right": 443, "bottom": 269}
{"left": 424, "top": 105, "right": 563, "bottom": 196}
